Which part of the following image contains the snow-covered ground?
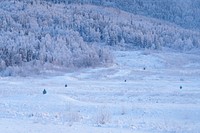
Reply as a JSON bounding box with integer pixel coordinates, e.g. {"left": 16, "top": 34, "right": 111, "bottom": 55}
{"left": 0, "top": 50, "right": 200, "bottom": 133}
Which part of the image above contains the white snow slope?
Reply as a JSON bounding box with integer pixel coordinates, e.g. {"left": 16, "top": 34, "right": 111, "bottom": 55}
{"left": 0, "top": 50, "right": 200, "bottom": 133}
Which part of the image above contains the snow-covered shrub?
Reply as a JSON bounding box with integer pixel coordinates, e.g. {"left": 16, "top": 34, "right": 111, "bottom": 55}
{"left": 120, "top": 105, "right": 127, "bottom": 115}
{"left": 95, "top": 107, "right": 111, "bottom": 125}
{"left": 61, "top": 112, "right": 81, "bottom": 126}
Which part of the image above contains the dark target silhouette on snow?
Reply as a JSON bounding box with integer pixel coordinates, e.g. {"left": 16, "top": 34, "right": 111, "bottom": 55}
{"left": 180, "top": 86, "right": 182, "bottom": 89}
{"left": 43, "top": 89, "right": 47, "bottom": 94}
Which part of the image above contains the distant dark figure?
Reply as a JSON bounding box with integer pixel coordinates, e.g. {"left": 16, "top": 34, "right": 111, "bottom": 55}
{"left": 143, "top": 67, "right": 146, "bottom": 70}
{"left": 180, "top": 86, "right": 182, "bottom": 89}
{"left": 124, "top": 80, "right": 127, "bottom": 82}
{"left": 43, "top": 89, "right": 47, "bottom": 94}
{"left": 65, "top": 84, "right": 68, "bottom": 87}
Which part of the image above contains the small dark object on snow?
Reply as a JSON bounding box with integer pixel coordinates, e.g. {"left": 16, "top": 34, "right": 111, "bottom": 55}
{"left": 65, "top": 84, "right": 68, "bottom": 87}
{"left": 180, "top": 86, "right": 182, "bottom": 89}
{"left": 43, "top": 89, "right": 47, "bottom": 94}
{"left": 143, "top": 67, "right": 146, "bottom": 70}
{"left": 124, "top": 80, "right": 127, "bottom": 82}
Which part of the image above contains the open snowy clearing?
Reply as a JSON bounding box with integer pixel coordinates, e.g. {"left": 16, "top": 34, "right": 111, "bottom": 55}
{"left": 0, "top": 50, "right": 200, "bottom": 133}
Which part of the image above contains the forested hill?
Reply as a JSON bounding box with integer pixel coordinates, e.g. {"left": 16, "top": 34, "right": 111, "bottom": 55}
{"left": 45, "top": 0, "right": 200, "bottom": 30}
{"left": 0, "top": 0, "right": 200, "bottom": 76}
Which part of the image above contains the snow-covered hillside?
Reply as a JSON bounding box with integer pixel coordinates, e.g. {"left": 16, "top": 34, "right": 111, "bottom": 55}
{"left": 0, "top": 50, "right": 200, "bottom": 133}
{"left": 0, "top": 1, "right": 113, "bottom": 76}
{"left": 1, "top": 0, "right": 200, "bottom": 76}
{"left": 45, "top": 0, "right": 200, "bottom": 30}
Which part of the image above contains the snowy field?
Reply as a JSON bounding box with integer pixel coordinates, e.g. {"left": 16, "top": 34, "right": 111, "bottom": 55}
{"left": 0, "top": 50, "right": 200, "bottom": 133}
